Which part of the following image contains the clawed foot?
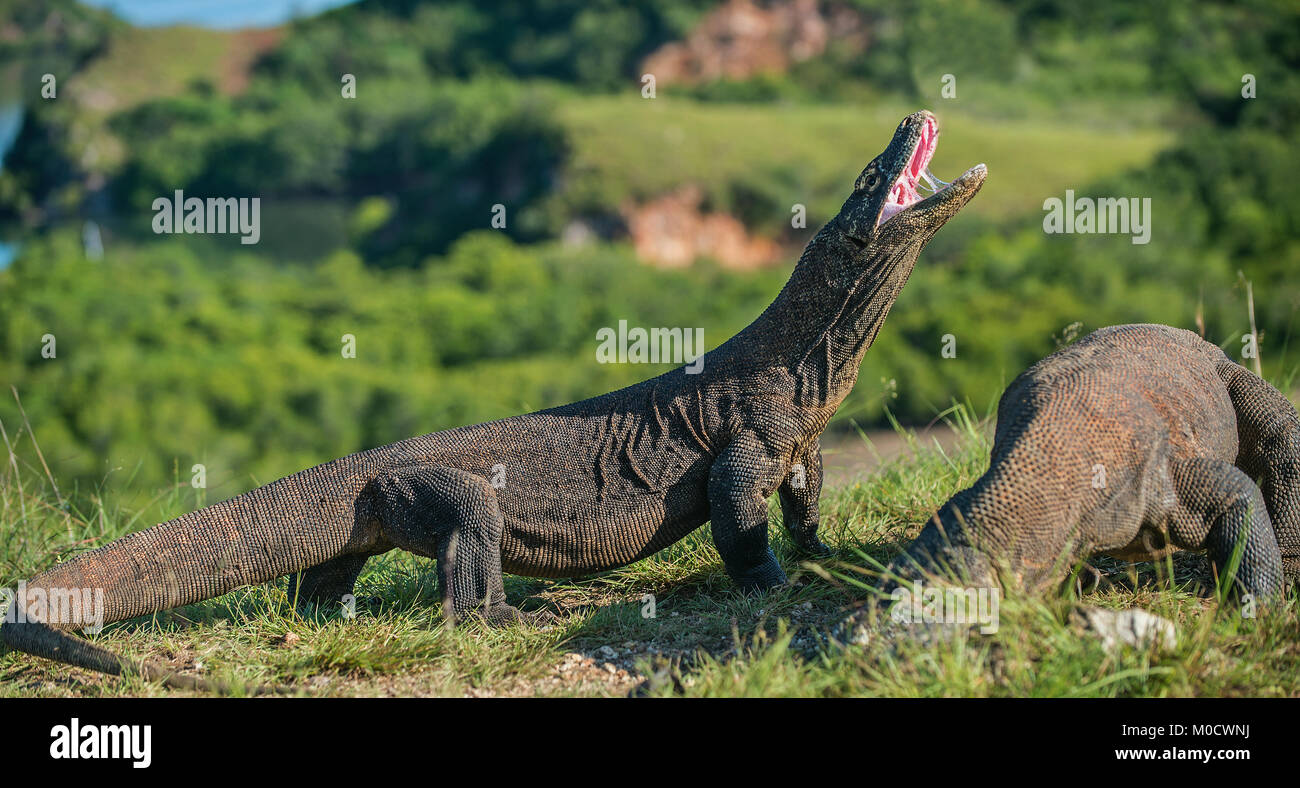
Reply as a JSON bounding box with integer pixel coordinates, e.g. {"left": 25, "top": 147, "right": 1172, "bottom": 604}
{"left": 474, "top": 603, "right": 560, "bottom": 628}
{"left": 732, "top": 555, "right": 789, "bottom": 593}
{"left": 521, "top": 608, "right": 560, "bottom": 627}
{"left": 786, "top": 522, "right": 832, "bottom": 558}
{"left": 794, "top": 535, "right": 833, "bottom": 558}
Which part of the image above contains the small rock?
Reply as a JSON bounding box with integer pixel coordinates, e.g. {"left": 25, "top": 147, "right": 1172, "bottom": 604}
{"left": 597, "top": 645, "right": 618, "bottom": 660}
{"left": 602, "top": 662, "right": 617, "bottom": 674}
{"left": 1074, "top": 606, "right": 1176, "bottom": 654}
{"left": 840, "top": 618, "right": 872, "bottom": 647}
{"left": 279, "top": 631, "right": 301, "bottom": 647}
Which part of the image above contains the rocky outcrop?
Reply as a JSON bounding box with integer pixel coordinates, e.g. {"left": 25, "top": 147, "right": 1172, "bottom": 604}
{"left": 623, "top": 185, "right": 781, "bottom": 269}
{"left": 640, "top": 0, "right": 867, "bottom": 87}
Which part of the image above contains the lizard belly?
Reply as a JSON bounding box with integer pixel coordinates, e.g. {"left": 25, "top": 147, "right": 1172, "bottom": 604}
{"left": 416, "top": 380, "right": 720, "bottom": 577}
{"left": 498, "top": 479, "right": 711, "bottom": 577}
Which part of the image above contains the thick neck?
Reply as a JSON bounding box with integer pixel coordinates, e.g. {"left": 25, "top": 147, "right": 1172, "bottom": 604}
{"left": 722, "top": 226, "right": 922, "bottom": 409}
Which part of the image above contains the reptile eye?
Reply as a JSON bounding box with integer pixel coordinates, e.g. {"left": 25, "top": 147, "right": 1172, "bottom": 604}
{"left": 857, "top": 167, "right": 880, "bottom": 192}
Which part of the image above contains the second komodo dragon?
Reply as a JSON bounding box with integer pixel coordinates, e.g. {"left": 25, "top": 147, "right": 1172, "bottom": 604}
{"left": 2, "top": 110, "right": 987, "bottom": 690}
{"left": 846, "top": 324, "right": 1299, "bottom": 643}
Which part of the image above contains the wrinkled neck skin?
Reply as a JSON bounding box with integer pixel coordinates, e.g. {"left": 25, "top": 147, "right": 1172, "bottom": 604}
{"left": 718, "top": 219, "right": 927, "bottom": 417}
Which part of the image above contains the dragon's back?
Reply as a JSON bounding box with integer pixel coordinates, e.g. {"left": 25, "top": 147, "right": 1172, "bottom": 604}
{"left": 993, "top": 324, "right": 1235, "bottom": 460}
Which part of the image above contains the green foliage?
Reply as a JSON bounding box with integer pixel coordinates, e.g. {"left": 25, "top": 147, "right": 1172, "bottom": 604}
{"left": 0, "top": 0, "right": 120, "bottom": 66}
{"left": 107, "top": 77, "right": 569, "bottom": 262}
{"left": 257, "top": 0, "right": 712, "bottom": 90}
{"left": 845, "top": 0, "right": 1019, "bottom": 95}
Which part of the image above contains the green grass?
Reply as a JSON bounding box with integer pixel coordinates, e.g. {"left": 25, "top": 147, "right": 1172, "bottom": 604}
{"left": 554, "top": 94, "right": 1174, "bottom": 231}
{"left": 74, "top": 27, "right": 235, "bottom": 109}
{"left": 1, "top": 408, "right": 1296, "bottom": 697}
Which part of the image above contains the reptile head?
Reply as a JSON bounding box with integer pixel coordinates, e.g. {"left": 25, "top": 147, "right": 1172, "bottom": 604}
{"left": 777, "top": 111, "right": 986, "bottom": 408}
{"left": 883, "top": 503, "right": 1001, "bottom": 591}
{"left": 836, "top": 110, "right": 986, "bottom": 246}
{"left": 832, "top": 500, "right": 1003, "bottom": 648}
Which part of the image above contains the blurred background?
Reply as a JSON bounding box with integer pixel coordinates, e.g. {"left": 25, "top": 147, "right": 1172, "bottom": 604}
{"left": 0, "top": 0, "right": 1296, "bottom": 515}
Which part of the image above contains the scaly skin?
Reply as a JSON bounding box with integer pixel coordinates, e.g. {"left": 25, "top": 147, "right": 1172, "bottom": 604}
{"left": 2, "top": 111, "right": 986, "bottom": 691}
{"left": 844, "top": 324, "right": 1300, "bottom": 641}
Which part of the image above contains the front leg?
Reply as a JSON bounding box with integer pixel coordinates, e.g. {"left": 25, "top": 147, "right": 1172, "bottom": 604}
{"left": 708, "top": 434, "right": 788, "bottom": 592}
{"left": 779, "top": 439, "right": 831, "bottom": 556}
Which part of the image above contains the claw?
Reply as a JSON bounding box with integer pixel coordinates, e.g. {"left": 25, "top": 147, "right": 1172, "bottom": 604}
{"left": 797, "top": 537, "right": 833, "bottom": 558}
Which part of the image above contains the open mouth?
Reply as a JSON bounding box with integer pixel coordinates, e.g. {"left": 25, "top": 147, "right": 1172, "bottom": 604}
{"left": 877, "top": 115, "right": 947, "bottom": 226}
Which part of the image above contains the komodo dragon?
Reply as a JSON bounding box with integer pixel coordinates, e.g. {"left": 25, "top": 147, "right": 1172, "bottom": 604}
{"left": 845, "top": 324, "right": 1299, "bottom": 640}
{"left": 2, "top": 110, "right": 986, "bottom": 691}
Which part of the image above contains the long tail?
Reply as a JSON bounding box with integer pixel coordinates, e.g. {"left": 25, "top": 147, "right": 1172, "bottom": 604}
{"left": 2, "top": 466, "right": 364, "bottom": 693}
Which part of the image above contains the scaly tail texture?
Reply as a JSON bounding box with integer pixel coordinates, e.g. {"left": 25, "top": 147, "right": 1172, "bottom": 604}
{"left": 2, "top": 464, "right": 365, "bottom": 693}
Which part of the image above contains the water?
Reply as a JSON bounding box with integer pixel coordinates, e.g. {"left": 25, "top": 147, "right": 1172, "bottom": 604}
{"left": 0, "top": 104, "right": 21, "bottom": 168}
{"left": 0, "top": 103, "right": 22, "bottom": 270}
{"left": 80, "top": 0, "right": 358, "bottom": 29}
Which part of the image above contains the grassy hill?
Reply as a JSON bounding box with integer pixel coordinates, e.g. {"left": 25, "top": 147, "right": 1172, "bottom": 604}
{"left": 556, "top": 94, "right": 1173, "bottom": 231}
{"left": 62, "top": 25, "right": 281, "bottom": 173}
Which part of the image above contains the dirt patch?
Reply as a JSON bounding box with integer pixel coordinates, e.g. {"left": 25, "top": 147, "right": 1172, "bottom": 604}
{"left": 217, "top": 28, "right": 283, "bottom": 94}
{"left": 820, "top": 426, "right": 963, "bottom": 487}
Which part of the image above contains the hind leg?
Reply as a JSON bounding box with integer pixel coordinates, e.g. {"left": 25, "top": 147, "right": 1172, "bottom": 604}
{"left": 1167, "top": 458, "right": 1284, "bottom": 600}
{"left": 369, "top": 466, "right": 550, "bottom": 627}
{"left": 1219, "top": 362, "right": 1300, "bottom": 584}
{"left": 778, "top": 439, "right": 831, "bottom": 556}
{"left": 287, "top": 552, "right": 378, "bottom": 610}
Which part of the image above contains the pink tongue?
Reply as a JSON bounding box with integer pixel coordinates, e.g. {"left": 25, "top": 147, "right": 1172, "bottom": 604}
{"left": 878, "top": 117, "right": 939, "bottom": 225}
{"left": 911, "top": 119, "right": 936, "bottom": 178}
